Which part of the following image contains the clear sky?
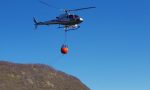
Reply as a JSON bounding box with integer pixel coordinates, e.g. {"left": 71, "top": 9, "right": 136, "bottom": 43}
{"left": 0, "top": 0, "right": 150, "bottom": 90}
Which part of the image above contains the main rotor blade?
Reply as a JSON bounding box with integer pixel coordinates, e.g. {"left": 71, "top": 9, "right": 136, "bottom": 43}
{"left": 39, "top": 0, "right": 59, "bottom": 9}
{"left": 67, "top": 7, "right": 96, "bottom": 12}
{"left": 39, "top": 1, "right": 95, "bottom": 13}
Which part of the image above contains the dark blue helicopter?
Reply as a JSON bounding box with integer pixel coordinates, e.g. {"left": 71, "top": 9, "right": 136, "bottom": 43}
{"left": 33, "top": 1, "right": 96, "bottom": 31}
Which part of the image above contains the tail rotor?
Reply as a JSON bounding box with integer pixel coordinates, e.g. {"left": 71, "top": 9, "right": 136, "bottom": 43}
{"left": 33, "top": 17, "right": 38, "bottom": 29}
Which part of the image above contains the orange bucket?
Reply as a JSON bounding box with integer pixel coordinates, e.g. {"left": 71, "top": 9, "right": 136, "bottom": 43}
{"left": 61, "top": 45, "right": 68, "bottom": 54}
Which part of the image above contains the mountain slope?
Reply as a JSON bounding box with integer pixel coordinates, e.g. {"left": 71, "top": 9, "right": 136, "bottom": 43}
{"left": 0, "top": 61, "right": 90, "bottom": 90}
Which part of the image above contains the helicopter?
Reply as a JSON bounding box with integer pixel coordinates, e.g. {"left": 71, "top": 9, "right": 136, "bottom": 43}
{"left": 33, "top": 1, "right": 96, "bottom": 31}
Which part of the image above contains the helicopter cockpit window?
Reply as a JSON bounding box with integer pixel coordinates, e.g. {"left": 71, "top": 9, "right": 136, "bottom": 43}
{"left": 69, "top": 15, "right": 74, "bottom": 19}
{"left": 74, "top": 15, "right": 79, "bottom": 18}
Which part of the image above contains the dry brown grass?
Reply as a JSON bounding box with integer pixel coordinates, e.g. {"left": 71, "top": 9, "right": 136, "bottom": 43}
{"left": 0, "top": 61, "right": 90, "bottom": 90}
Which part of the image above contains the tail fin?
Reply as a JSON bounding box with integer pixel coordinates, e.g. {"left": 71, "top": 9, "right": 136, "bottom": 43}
{"left": 33, "top": 17, "right": 38, "bottom": 29}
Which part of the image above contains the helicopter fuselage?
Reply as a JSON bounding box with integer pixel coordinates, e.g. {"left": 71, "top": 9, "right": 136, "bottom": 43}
{"left": 33, "top": 3, "right": 95, "bottom": 30}
{"left": 34, "top": 14, "right": 83, "bottom": 29}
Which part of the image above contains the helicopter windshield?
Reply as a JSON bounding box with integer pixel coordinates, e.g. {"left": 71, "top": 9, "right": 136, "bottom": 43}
{"left": 68, "top": 15, "right": 74, "bottom": 19}
{"left": 74, "top": 15, "right": 79, "bottom": 18}
{"left": 68, "top": 15, "right": 79, "bottom": 19}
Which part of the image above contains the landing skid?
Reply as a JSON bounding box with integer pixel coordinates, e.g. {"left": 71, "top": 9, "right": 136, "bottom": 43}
{"left": 65, "top": 26, "right": 80, "bottom": 32}
{"left": 58, "top": 24, "right": 80, "bottom": 32}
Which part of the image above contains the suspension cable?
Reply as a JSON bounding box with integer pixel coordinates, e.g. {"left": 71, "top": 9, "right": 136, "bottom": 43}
{"left": 64, "top": 28, "right": 68, "bottom": 45}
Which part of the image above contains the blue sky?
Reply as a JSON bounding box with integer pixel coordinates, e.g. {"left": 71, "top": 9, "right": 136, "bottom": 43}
{"left": 0, "top": 0, "right": 150, "bottom": 90}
